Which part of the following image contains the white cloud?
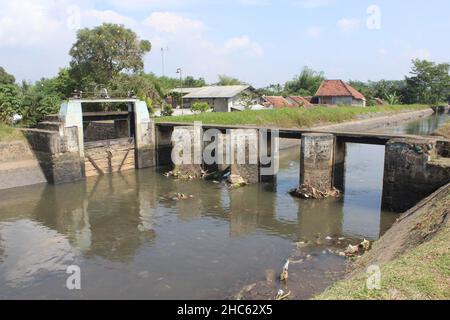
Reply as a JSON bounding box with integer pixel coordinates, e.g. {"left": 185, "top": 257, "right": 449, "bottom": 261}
{"left": 143, "top": 12, "right": 205, "bottom": 33}
{"left": 305, "top": 26, "right": 322, "bottom": 38}
{"left": 295, "top": 0, "right": 335, "bottom": 8}
{"left": 224, "top": 36, "right": 264, "bottom": 57}
{"left": 84, "top": 10, "right": 137, "bottom": 26}
{"left": 0, "top": 0, "right": 62, "bottom": 46}
{"left": 337, "top": 18, "right": 361, "bottom": 31}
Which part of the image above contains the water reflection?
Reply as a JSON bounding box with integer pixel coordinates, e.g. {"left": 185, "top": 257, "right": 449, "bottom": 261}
{"left": 2, "top": 112, "right": 447, "bottom": 299}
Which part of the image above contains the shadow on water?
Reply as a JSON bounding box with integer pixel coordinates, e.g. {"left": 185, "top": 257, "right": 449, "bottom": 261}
{"left": 0, "top": 112, "right": 448, "bottom": 299}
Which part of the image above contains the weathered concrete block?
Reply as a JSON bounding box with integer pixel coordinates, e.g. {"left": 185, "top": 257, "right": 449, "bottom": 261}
{"left": 333, "top": 138, "right": 346, "bottom": 192}
{"left": 136, "top": 121, "right": 156, "bottom": 169}
{"left": 156, "top": 125, "right": 174, "bottom": 166}
{"left": 229, "top": 129, "right": 259, "bottom": 184}
{"left": 382, "top": 138, "right": 450, "bottom": 212}
{"left": 260, "top": 130, "right": 279, "bottom": 183}
{"left": 171, "top": 125, "right": 204, "bottom": 178}
{"left": 300, "top": 133, "right": 335, "bottom": 192}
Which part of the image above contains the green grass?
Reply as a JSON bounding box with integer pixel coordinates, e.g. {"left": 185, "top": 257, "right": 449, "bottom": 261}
{"left": 315, "top": 193, "right": 450, "bottom": 300}
{"left": 0, "top": 123, "right": 25, "bottom": 142}
{"left": 156, "top": 104, "right": 430, "bottom": 128}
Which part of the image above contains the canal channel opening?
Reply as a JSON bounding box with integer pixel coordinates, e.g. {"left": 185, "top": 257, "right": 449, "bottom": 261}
{"left": 81, "top": 101, "right": 137, "bottom": 177}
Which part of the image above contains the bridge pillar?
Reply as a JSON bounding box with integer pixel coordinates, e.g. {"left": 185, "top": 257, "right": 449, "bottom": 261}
{"left": 300, "top": 133, "right": 335, "bottom": 192}
{"left": 230, "top": 129, "right": 260, "bottom": 184}
{"left": 156, "top": 126, "right": 174, "bottom": 166}
{"left": 260, "top": 130, "right": 279, "bottom": 183}
{"left": 134, "top": 101, "right": 156, "bottom": 169}
{"left": 171, "top": 125, "right": 204, "bottom": 178}
{"left": 382, "top": 138, "right": 450, "bottom": 212}
{"left": 333, "top": 138, "right": 346, "bottom": 192}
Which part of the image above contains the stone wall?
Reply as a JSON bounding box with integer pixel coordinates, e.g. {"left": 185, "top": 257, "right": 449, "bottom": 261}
{"left": 24, "top": 126, "right": 83, "bottom": 185}
{"left": 0, "top": 140, "right": 47, "bottom": 190}
{"left": 382, "top": 137, "right": 450, "bottom": 212}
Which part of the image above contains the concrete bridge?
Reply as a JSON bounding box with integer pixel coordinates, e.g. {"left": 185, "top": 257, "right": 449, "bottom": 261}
{"left": 23, "top": 99, "right": 450, "bottom": 214}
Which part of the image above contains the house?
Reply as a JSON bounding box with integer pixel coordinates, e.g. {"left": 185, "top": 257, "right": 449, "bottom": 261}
{"left": 286, "top": 96, "right": 313, "bottom": 107}
{"left": 314, "top": 80, "right": 366, "bottom": 106}
{"left": 262, "top": 96, "right": 293, "bottom": 109}
{"left": 179, "top": 85, "right": 259, "bottom": 112}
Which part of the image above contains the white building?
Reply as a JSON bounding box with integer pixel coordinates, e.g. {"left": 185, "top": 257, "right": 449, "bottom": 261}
{"left": 174, "top": 85, "right": 261, "bottom": 112}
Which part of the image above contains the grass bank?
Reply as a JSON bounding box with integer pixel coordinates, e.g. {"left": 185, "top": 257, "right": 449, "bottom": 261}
{"left": 157, "top": 105, "right": 430, "bottom": 128}
{"left": 0, "top": 123, "right": 24, "bottom": 142}
{"left": 315, "top": 184, "right": 450, "bottom": 300}
{"left": 434, "top": 119, "right": 450, "bottom": 139}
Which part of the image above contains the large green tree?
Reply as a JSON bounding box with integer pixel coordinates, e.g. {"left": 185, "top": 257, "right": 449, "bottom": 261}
{"left": 69, "top": 23, "right": 151, "bottom": 88}
{"left": 284, "top": 67, "right": 325, "bottom": 96}
{"left": 405, "top": 59, "right": 450, "bottom": 104}
{"left": 0, "top": 67, "right": 15, "bottom": 85}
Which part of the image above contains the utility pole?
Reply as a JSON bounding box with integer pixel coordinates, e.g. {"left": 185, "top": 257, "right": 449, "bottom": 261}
{"left": 177, "top": 68, "right": 183, "bottom": 115}
{"left": 161, "top": 48, "right": 165, "bottom": 77}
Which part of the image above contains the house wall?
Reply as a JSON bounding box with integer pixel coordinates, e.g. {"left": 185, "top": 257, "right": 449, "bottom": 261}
{"left": 318, "top": 96, "right": 365, "bottom": 107}
{"left": 184, "top": 98, "right": 230, "bottom": 112}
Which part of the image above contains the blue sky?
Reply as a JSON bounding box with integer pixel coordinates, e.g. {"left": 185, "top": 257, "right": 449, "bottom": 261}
{"left": 1, "top": 0, "right": 449, "bottom": 87}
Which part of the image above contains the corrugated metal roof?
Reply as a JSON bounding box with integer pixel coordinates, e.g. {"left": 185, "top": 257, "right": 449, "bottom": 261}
{"left": 171, "top": 87, "right": 202, "bottom": 95}
{"left": 183, "top": 85, "right": 250, "bottom": 99}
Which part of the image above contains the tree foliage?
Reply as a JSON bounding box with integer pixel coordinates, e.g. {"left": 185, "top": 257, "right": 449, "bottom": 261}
{"left": 217, "top": 74, "right": 244, "bottom": 86}
{"left": 0, "top": 67, "right": 15, "bottom": 85}
{"left": 69, "top": 23, "right": 151, "bottom": 87}
{"left": 0, "top": 84, "right": 21, "bottom": 124}
{"left": 284, "top": 67, "right": 325, "bottom": 96}
{"left": 405, "top": 59, "right": 450, "bottom": 104}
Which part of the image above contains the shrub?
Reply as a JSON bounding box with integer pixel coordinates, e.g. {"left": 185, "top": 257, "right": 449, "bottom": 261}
{"left": 191, "top": 101, "right": 210, "bottom": 113}
{"left": 0, "top": 84, "right": 22, "bottom": 124}
{"left": 161, "top": 103, "right": 174, "bottom": 116}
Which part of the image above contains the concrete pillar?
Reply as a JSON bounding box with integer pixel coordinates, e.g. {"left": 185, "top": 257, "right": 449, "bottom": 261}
{"left": 260, "top": 130, "right": 279, "bottom": 183}
{"left": 333, "top": 138, "right": 346, "bottom": 192}
{"left": 171, "top": 125, "right": 204, "bottom": 178}
{"left": 134, "top": 101, "right": 156, "bottom": 169}
{"left": 382, "top": 138, "right": 450, "bottom": 212}
{"left": 300, "top": 133, "right": 335, "bottom": 192}
{"left": 156, "top": 125, "right": 174, "bottom": 166}
{"left": 229, "top": 129, "right": 259, "bottom": 184}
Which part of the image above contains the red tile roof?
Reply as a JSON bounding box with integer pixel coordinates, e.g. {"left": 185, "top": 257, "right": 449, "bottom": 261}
{"left": 263, "top": 96, "right": 293, "bottom": 108}
{"left": 288, "top": 96, "right": 313, "bottom": 107}
{"left": 315, "top": 80, "right": 366, "bottom": 101}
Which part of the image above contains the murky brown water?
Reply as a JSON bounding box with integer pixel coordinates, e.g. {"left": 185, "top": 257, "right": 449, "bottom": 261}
{"left": 0, "top": 112, "right": 447, "bottom": 300}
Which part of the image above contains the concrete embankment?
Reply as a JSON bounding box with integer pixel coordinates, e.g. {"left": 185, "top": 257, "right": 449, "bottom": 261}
{"left": 315, "top": 183, "right": 450, "bottom": 300}
{"left": 0, "top": 141, "right": 46, "bottom": 190}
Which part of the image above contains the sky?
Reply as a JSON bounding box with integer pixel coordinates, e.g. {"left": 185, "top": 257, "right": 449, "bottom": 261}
{"left": 1, "top": 0, "right": 449, "bottom": 88}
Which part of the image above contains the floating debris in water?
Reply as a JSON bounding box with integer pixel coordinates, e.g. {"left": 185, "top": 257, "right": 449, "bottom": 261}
{"left": 227, "top": 175, "right": 248, "bottom": 189}
{"left": 280, "top": 260, "right": 290, "bottom": 282}
{"left": 290, "top": 185, "right": 341, "bottom": 199}
{"left": 275, "top": 289, "right": 291, "bottom": 300}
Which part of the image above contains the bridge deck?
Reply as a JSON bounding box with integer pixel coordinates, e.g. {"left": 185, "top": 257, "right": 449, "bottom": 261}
{"left": 155, "top": 122, "right": 441, "bottom": 145}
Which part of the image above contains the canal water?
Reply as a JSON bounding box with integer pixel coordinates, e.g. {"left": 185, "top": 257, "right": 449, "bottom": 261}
{"left": 0, "top": 112, "right": 448, "bottom": 300}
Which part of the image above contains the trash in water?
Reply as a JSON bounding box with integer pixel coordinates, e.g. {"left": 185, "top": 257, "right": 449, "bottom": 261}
{"left": 342, "top": 244, "right": 359, "bottom": 257}
{"left": 290, "top": 184, "right": 341, "bottom": 199}
{"left": 280, "top": 260, "right": 289, "bottom": 282}
{"left": 360, "top": 239, "right": 371, "bottom": 251}
{"left": 276, "top": 289, "right": 291, "bottom": 300}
